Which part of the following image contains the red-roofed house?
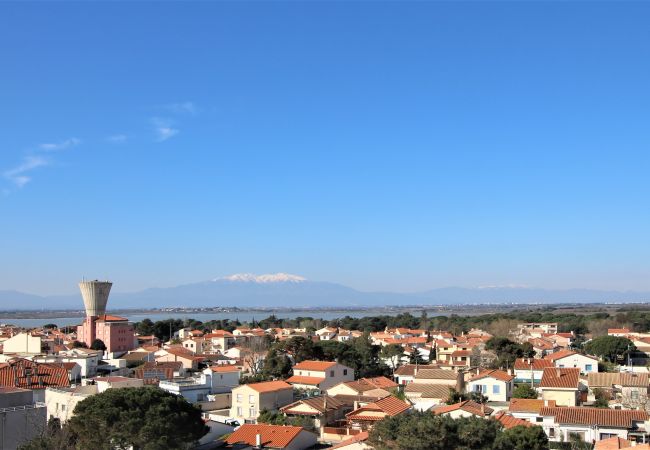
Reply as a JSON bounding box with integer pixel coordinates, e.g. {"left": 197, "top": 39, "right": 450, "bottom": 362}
{"left": 230, "top": 381, "right": 294, "bottom": 423}
{"left": 544, "top": 350, "right": 599, "bottom": 374}
{"left": 433, "top": 400, "right": 494, "bottom": 418}
{"left": 539, "top": 367, "right": 581, "bottom": 407}
{"left": 467, "top": 369, "right": 514, "bottom": 402}
{"left": 0, "top": 358, "right": 70, "bottom": 402}
{"left": 225, "top": 423, "right": 317, "bottom": 450}
{"left": 494, "top": 411, "right": 533, "bottom": 429}
{"left": 514, "top": 358, "right": 554, "bottom": 385}
{"left": 345, "top": 396, "right": 411, "bottom": 431}
{"left": 287, "top": 361, "right": 354, "bottom": 390}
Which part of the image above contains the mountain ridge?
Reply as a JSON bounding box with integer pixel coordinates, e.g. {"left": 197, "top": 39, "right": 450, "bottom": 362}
{"left": 1, "top": 273, "right": 649, "bottom": 310}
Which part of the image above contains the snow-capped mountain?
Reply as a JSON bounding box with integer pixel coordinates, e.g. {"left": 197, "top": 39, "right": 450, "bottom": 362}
{"left": 215, "top": 273, "right": 307, "bottom": 283}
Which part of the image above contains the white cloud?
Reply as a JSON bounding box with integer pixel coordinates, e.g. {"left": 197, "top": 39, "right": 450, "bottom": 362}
{"left": 165, "top": 101, "right": 198, "bottom": 115}
{"left": 107, "top": 134, "right": 127, "bottom": 143}
{"left": 39, "top": 137, "right": 81, "bottom": 151}
{"left": 3, "top": 155, "right": 50, "bottom": 188}
{"left": 151, "top": 118, "right": 179, "bottom": 142}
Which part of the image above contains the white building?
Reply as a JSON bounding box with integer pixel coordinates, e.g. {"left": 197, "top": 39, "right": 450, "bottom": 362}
{"left": 546, "top": 350, "right": 599, "bottom": 374}
{"left": 467, "top": 369, "right": 514, "bottom": 403}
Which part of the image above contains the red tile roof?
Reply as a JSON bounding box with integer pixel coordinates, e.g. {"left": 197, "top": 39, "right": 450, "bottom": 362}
{"left": 469, "top": 369, "right": 514, "bottom": 383}
{"left": 539, "top": 367, "right": 580, "bottom": 389}
{"left": 509, "top": 399, "right": 556, "bottom": 413}
{"left": 95, "top": 314, "right": 128, "bottom": 322}
{"left": 494, "top": 411, "right": 533, "bottom": 429}
{"left": 594, "top": 437, "right": 633, "bottom": 450}
{"left": 0, "top": 358, "right": 69, "bottom": 390}
{"left": 331, "top": 431, "right": 369, "bottom": 449}
{"left": 244, "top": 380, "right": 293, "bottom": 393}
{"left": 293, "top": 360, "right": 337, "bottom": 371}
{"left": 361, "top": 376, "right": 398, "bottom": 389}
{"left": 225, "top": 424, "right": 304, "bottom": 448}
{"left": 434, "top": 400, "right": 493, "bottom": 417}
{"left": 286, "top": 375, "right": 325, "bottom": 386}
{"left": 514, "top": 358, "right": 554, "bottom": 371}
{"left": 346, "top": 396, "right": 411, "bottom": 421}
{"left": 280, "top": 396, "right": 346, "bottom": 415}
{"left": 540, "top": 407, "right": 648, "bottom": 427}
{"left": 209, "top": 365, "right": 240, "bottom": 373}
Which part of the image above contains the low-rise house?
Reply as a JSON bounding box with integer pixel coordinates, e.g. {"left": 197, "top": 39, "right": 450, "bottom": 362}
{"left": 514, "top": 358, "right": 554, "bottom": 385}
{"left": 508, "top": 398, "right": 556, "bottom": 424}
{"left": 345, "top": 396, "right": 411, "bottom": 431}
{"left": 134, "top": 361, "right": 185, "bottom": 384}
{"left": 393, "top": 364, "right": 419, "bottom": 385}
{"left": 2, "top": 332, "right": 44, "bottom": 354}
{"left": 608, "top": 328, "right": 632, "bottom": 338}
{"left": 224, "top": 424, "right": 318, "bottom": 450}
{"left": 45, "top": 385, "right": 98, "bottom": 422}
{"left": 327, "top": 380, "right": 391, "bottom": 399}
{"left": 287, "top": 360, "right": 354, "bottom": 391}
{"left": 330, "top": 431, "right": 371, "bottom": 450}
{"left": 587, "top": 372, "right": 650, "bottom": 409}
{"left": 155, "top": 347, "right": 202, "bottom": 370}
{"left": 280, "top": 395, "right": 349, "bottom": 429}
{"left": 230, "top": 381, "right": 294, "bottom": 424}
{"left": 433, "top": 400, "right": 494, "bottom": 419}
{"left": 0, "top": 358, "right": 70, "bottom": 402}
{"left": 404, "top": 383, "right": 451, "bottom": 411}
{"left": 539, "top": 367, "right": 581, "bottom": 407}
{"left": 0, "top": 387, "right": 46, "bottom": 449}
{"left": 494, "top": 411, "right": 534, "bottom": 429}
{"left": 315, "top": 327, "right": 338, "bottom": 341}
{"left": 545, "top": 349, "right": 599, "bottom": 374}
{"left": 593, "top": 436, "right": 634, "bottom": 450}
{"left": 539, "top": 406, "right": 649, "bottom": 443}
{"left": 467, "top": 369, "right": 514, "bottom": 402}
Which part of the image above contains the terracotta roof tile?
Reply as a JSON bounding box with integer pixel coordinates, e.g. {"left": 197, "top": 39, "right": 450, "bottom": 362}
{"left": 331, "top": 431, "right": 369, "bottom": 449}
{"left": 494, "top": 411, "right": 533, "bottom": 429}
{"left": 539, "top": 367, "right": 580, "bottom": 389}
{"left": 434, "top": 400, "right": 493, "bottom": 417}
{"left": 346, "top": 396, "right": 410, "bottom": 421}
{"left": 293, "top": 360, "right": 337, "bottom": 371}
{"left": 225, "top": 424, "right": 303, "bottom": 448}
{"left": 286, "top": 375, "right": 325, "bottom": 386}
{"left": 414, "top": 368, "right": 458, "bottom": 380}
{"left": 361, "top": 376, "right": 398, "bottom": 389}
{"left": 469, "top": 369, "right": 514, "bottom": 383}
{"left": 540, "top": 406, "right": 648, "bottom": 427}
{"left": 514, "top": 358, "right": 554, "bottom": 370}
{"left": 280, "top": 396, "right": 346, "bottom": 415}
{"left": 0, "top": 358, "right": 69, "bottom": 390}
{"left": 509, "top": 399, "right": 555, "bottom": 413}
{"left": 245, "top": 380, "right": 293, "bottom": 393}
{"left": 404, "top": 383, "right": 451, "bottom": 400}
{"left": 594, "top": 436, "right": 633, "bottom": 450}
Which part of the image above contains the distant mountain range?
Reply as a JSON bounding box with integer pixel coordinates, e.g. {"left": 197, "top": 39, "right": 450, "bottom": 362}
{"left": 1, "top": 273, "right": 649, "bottom": 310}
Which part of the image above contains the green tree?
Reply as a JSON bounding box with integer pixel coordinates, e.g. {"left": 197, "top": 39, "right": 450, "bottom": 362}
{"left": 257, "top": 409, "right": 316, "bottom": 433}
{"left": 90, "top": 339, "right": 106, "bottom": 351}
{"left": 67, "top": 386, "right": 207, "bottom": 450}
{"left": 493, "top": 425, "right": 548, "bottom": 450}
{"left": 408, "top": 348, "right": 425, "bottom": 365}
{"left": 43, "top": 323, "right": 58, "bottom": 329}
{"left": 446, "top": 388, "right": 487, "bottom": 405}
{"left": 584, "top": 336, "right": 635, "bottom": 364}
{"left": 593, "top": 388, "right": 611, "bottom": 408}
{"left": 262, "top": 348, "right": 292, "bottom": 379}
{"left": 512, "top": 384, "right": 538, "bottom": 399}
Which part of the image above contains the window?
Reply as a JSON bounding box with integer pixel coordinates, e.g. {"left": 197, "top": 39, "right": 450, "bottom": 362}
{"left": 330, "top": 370, "right": 335, "bottom": 377}
{"left": 535, "top": 417, "right": 543, "bottom": 423}
{"left": 343, "top": 369, "right": 348, "bottom": 376}
{"left": 600, "top": 433, "right": 616, "bottom": 440}
{"left": 237, "top": 407, "right": 242, "bottom": 416}
{"left": 585, "top": 364, "right": 592, "bottom": 371}
{"left": 632, "top": 390, "right": 639, "bottom": 400}
{"left": 492, "top": 385, "right": 500, "bottom": 394}
{"left": 249, "top": 395, "right": 255, "bottom": 403}
{"left": 236, "top": 394, "right": 242, "bottom": 403}
{"left": 549, "top": 428, "right": 555, "bottom": 438}
{"left": 249, "top": 408, "right": 255, "bottom": 418}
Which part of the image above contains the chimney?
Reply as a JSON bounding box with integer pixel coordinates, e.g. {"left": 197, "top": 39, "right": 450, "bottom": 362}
{"left": 481, "top": 403, "right": 485, "bottom": 415}
{"left": 256, "top": 433, "right": 262, "bottom": 448}
{"left": 544, "top": 399, "right": 549, "bottom": 406}
{"left": 556, "top": 368, "right": 561, "bottom": 378}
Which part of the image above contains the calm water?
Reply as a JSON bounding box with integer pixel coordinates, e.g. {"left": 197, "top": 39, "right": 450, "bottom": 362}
{"left": 0, "top": 309, "right": 430, "bottom": 328}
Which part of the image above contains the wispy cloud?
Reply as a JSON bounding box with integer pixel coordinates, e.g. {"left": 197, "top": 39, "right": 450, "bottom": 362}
{"left": 39, "top": 137, "right": 81, "bottom": 152}
{"left": 107, "top": 134, "right": 128, "bottom": 143}
{"left": 3, "top": 155, "right": 50, "bottom": 188}
{"left": 151, "top": 117, "right": 179, "bottom": 142}
{"left": 165, "top": 101, "right": 199, "bottom": 115}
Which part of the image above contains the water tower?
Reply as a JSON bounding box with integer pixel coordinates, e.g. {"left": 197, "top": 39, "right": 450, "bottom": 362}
{"left": 78, "top": 280, "right": 112, "bottom": 347}
{"left": 79, "top": 280, "right": 112, "bottom": 317}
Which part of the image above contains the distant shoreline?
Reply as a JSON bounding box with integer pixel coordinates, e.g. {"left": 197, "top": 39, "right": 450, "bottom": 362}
{"left": 0, "top": 302, "right": 647, "bottom": 320}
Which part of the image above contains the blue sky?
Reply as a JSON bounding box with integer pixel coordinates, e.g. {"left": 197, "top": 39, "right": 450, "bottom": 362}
{"left": 1, "top": 2, "right": 649, "bottom": 295}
